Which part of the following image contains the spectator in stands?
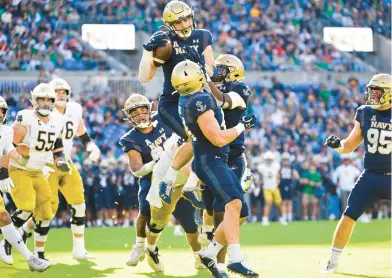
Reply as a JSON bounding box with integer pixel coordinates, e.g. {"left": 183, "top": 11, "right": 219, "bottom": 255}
{"left": 301, "top": 163, "right": 322, "bottom": 220}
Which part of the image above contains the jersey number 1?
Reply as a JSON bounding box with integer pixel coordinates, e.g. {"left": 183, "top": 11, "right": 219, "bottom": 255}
{"left": 36, "top": 131, "right": 56, "bottom": 151}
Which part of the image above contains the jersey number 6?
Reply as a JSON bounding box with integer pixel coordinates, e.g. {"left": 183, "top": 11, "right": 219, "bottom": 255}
{"left": 36, "top": 131, "right": 56, "bottom": 151}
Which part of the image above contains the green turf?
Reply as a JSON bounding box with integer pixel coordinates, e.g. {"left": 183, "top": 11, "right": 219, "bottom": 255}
{"left": 1, "top": 219, "right": 391, "bottom": 278}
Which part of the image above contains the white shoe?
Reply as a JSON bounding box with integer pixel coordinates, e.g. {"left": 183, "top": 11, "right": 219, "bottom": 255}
{"left": 279, "top": 217, "right": 288, "bottom": 226}
{"left": 320, "top": 260, "right": 338, "bottom": 274}
{"left": 72, "top": 249, "right": 96, "bottom": 260}
{"left": 262, "top": 219, "right": 269, "bottom": 226}
{"left": 251, "top": 216, "right": 257, "bottom": 223}
{"left": 0, "top": 239, "right": 13, "bottom": 265}
{"left": 126, "top": 245, "right": 145, "bottom": 267}
{"left": 146, "top": 247, "right": 164, "bottom": 272}
{"left": 27, "top": 255, "right": 51, "bottom": 272}
{"left": 193, "top": 253, "right": 206, "bottom": 269}
{"left": 173, "top": 226, "right": 184, "bottom": 237}
{"left": 198, "top": 231, "right": 210, "bottom": 246}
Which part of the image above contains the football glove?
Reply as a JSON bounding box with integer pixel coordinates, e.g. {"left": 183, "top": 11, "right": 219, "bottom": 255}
{"left": 56, "top": 160, "right": 72, "bottom": 173}
{"left": 87, "top": 143, "right": 100, "bottom": 163}
{"left": 325, "top": 134, "right": 342, "bottom": 149}
{"left": 143, "top": 31, "right": 169, "bottom": 52}
{"left": 182, "top": 45, "right": 209, "bottom": 78}
{"left": 240, "top": 115, "right": 257, "bottom": 130}
{"left": 42, "top": 166, "right": 55, "bottom": 179}
{"left": 0, "top": 168, "right": 13, "bottom": 193}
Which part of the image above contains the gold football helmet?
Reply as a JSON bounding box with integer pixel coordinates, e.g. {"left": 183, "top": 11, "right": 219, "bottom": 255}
{"left": 123, "top": 94, "right": 152, "bottom": 128}
{"left": 171, "top": 60, "right": 207, "bottom": 95}
{"left": 162, "top": 1, "right": 195, "bottom": 39}
{"left": 31, "top": 83, "right": 56, "bottom": 116}
{"left": 213, "top": 54, "right": 245, "bottom": 83}
{"left": 365, "top": 73, "right": 392, "bottom": 109}
{"left": 49, "top": 78, "right": 71, "bottom": 107}
{"left": 0, "top": 96, "right": 8, "bottom": 124}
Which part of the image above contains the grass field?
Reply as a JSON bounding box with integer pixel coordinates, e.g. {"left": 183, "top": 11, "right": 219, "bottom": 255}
{"left": 1, "top": 219, "right": 390, "bottom": 278}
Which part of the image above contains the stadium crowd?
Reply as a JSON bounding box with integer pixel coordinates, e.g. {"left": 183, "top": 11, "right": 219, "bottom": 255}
{"left": 0, "top": 0, "right": 390, "bottom": 72}
{"left": 1, "top": 74, "right": 390, "bottom": 228}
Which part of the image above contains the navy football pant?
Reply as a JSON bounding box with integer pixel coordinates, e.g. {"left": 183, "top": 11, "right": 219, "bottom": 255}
{"left": 158, "top": 99, "right": 188, "bottom": 140}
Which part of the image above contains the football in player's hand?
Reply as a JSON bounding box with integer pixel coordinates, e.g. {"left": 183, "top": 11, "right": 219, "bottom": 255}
{"left": 153, "top": 38, "right": 172, "bottom": 67}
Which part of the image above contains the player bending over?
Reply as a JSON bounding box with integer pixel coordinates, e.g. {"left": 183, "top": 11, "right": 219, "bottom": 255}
{"left": 321, "top": 73, "right": 392, "bottom": 273}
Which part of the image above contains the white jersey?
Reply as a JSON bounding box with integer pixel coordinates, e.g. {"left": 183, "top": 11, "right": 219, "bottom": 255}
{"left": 52, "top": 102, "right": 83, "bottom": 161}
{"left": 0, "top": 125, "right": 15, "bottom": 156}
{"left": 257, "top": 162, "right": 281, "bottom": 189}
{"left": 10, "top": 110, "right": 65, "bottom": 171}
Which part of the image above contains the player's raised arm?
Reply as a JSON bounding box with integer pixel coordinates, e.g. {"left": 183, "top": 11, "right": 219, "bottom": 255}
{"left": 325, "top": 121, "right": 363, "bottom": 154}
{"left": 76, "top": 118, "right": 100, "bottom": 162}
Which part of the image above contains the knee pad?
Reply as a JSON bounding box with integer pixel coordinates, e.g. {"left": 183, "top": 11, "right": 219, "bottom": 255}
{"left": 147, "top": 219, "right": 164, "bottom": 236}
{"left": 33, "top": 218, "right": 50, "bottom": 236}
{"left": 69, "top": 204, "right": 86, "bottom": 226}
{"left": 11, "top": 210, "right": 32, "bottom": 228}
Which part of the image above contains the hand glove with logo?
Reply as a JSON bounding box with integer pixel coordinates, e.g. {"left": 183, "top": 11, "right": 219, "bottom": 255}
{"left": 0, "top": 168, "right": 14, "bottom": 193}
{"left": 182, "top": 45, "right": 209, "bottom": 78}
{"left": 143, "top": 31, "right": 169, "bottom": 52}
{"left": 87, "top": 143, "right": 100, "bottom": 163}
{"left": 42, "top": 166, "right": 55, "bottom": 179}
{"left": 240, "top": 115, "right": 257, "bottom": 130}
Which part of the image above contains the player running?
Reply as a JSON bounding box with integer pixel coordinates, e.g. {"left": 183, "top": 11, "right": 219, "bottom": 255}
{"left": 0, "top": 83, "right": 71, "bottom": 263}
{"left": 119, "top": 94, "right": 204, "bottom": 272}
{"left": 173, "top": 60, "right": 259, "bottom": 278}
{"left": 0, "top": 96, "right": 51, "bottom": 272}
{"left": 321, "top": 73, "right": 392, "bottom": 273}
{"left": 139, "top": 0, "right": 216, "bottom": 208}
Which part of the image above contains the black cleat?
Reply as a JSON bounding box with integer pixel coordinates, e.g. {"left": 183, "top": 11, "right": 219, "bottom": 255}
{"left": 199, "top": 254, "right": 224, "bottom": 278}
{"left": 227, "top": 261, "right": 259, "bottom": 277}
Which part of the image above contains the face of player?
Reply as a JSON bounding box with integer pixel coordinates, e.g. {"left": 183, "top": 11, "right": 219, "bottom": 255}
{"left": 0, "top": 108, "right": 6, "bottom": 124}
{"left": 173, "top": 16, "right": 192, "bottom": 31}
{"left": 366, "top": 87, "right": 391, "bottom": 110}
{"left": 36, "top": 97, "right": 55, "bottom": 116}
{"left": 55, "top": 89, "right": 69, "bottom": 106}
{"left": 129, "top": 106, "right": 150, "bottom": 128}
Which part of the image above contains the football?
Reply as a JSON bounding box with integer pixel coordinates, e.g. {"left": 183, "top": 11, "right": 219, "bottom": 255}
{"left": 153, "top": 39, "right": 172, "bottom": 67}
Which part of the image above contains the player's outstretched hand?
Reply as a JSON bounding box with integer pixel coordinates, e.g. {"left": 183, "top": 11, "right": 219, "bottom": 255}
{"left": 143, "top": 31, "right": 169, "bottom": 52}
{"left": 56, "top": 160, "right": 72, "bottom": 173}
{"left": 240, "top": 115, "right": 257, "bottom": 130}
{"left": 0, "top": 167, "right": 14, "bottom": 193}
{"left": 87, "top": 143, "right": 100, "bottom": 163}
{"left": 325, "top": 134, "right": 342, "bottom": 149}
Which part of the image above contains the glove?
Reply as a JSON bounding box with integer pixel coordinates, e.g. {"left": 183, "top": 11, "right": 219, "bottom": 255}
{"left": 0, "top": 178, "right": 14, "bottom": 194}
{"left": 151, "top": 146, "right": 164, "bottom": 162}
{"left": 42, "top": 166, "right": 55, "bottom": 179}
{"left": 143, "top": 31, "right": 169, "bottom": 52}
{"left": 240, "top": 115, "right": 257, "bottom": 130}
{"left": 87, "top": 143, "right": 100, "bottom": 163}
{"left": 325, "top": 134, "right": 342, "bottom": 149}
{"left": 56, "top": 160, "right": 72, "bottom": 173}
{"left": 182, "top": 46, "right": 208, "bottom": 77}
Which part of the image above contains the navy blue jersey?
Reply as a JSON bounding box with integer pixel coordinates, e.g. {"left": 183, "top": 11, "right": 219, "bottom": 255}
{"left": 279, "top": 166, "right": 294, "bottom": 187}
{"left": 161, "top": 29, "right": 213, "bottom": 104}
{"left": 355, "top": 105, "right": 392, "bottom": 173}
{"left": 179, "top": 91, "right": 229, "bottom": 157}
{"left": 119, "top": 113, "right": 173, "bottom": 179}
{"left": 220, "top": 81, "right": 252, "bottom": 157}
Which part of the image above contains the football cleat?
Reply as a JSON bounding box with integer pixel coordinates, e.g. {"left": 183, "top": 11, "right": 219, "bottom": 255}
{"left": 227, "top": 261, "right": 259, "bottom": 277}
{"left": 320, "top": 261, "right": 338, "bottom": 274}
{"left": 198, "top": 228, "right": 214, "bottom": 246}
{"left": 72, "top": 249, "right": 96, "bottom": 260}
{"left": 159, "top": 181, "right": 173, "bottom": 204}
{"left": 126, "top": 245, "right": 146, "bottom": 267}
{"left": 0, "top": 239, "right": 13, "bottom": 265}
{"left": 182, "top": 190, "right": 206, "bottom": 210}
{"left": 198, "top": 251, "right": 224, "bottom": 278}
{"left": 27, "top": 255, "right": 51, "bottom": 272}
{"left": 146, "top": 247, "right": 164, "bottom": 272}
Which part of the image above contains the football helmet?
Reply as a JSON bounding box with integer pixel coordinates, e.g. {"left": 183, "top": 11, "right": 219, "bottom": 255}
{"left": 162, "top": 1, "right": 195, "bottom": 39}
{"left": 123, "top": 94, "right": 152, "bottom": 129}
{"left": 0, "top": 96, "right": 8, "bottom": 124}
{"left": 49, "top": 78, "right": 71, "bottom": 107}
{"left": 365, "top": 73, "right": 391, "bottom": 109}
{"left": 31, "top": 83, "right": 56, "bottom": 116}
{"left": 171, "top": 60, "right": 207, "bottom": 95}
{"left": 212, "top": 54, "right": 245, "bottom": 84}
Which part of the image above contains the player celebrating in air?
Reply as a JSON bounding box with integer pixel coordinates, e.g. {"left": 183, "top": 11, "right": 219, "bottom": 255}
{"left": 19, "top": 78, "right": 100, "bottom": 260}
{"left": 173, "top": 60, "right": 259, "bottom": 278}
{"left": 0, "top": 83, "right": 71, "bottom": 263}
{"left": 0, "top": 96, "right": 51, "bottom": 272}
{"left": 139, "top": 0, "right": 216, "bottom": 208}
{"left": 119, "top": 94, "right": 203, "bottom": 272}
{"left": 321, "top": 73, "right": 392, "bottom": 273}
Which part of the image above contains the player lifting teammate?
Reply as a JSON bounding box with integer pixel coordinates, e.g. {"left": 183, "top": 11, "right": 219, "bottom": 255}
{"left": 321, "top": 73, "right": 392, "bottom": 273}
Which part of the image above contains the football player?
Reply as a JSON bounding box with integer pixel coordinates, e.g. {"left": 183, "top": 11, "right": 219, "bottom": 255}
{"left": 279, "top": 152, "right": 299, "bottom": 222}
{"left": 0, "top": 97, "right": 51, "bottom": 271}
{"left": 19, "top": 78, "right": 100, "bottom": 260}
{"left": 173, "top": 60, "right": 258, "bottom": 278}
{"left": 321, "top": 73, "right": 392, "bottom": 273}
{"left": 0, "top": 83, "right": 71, "bottom": 263}
{"left": 187, "top": 51, "right": 254, "bottom": 276}
{"left": 139, "top": 0, "right": 216, "bottom": 208}
{"left": 119, "top": 94, "right": 203, "bottom": 272}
